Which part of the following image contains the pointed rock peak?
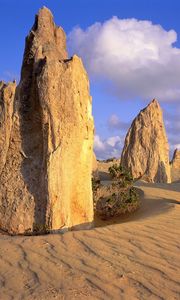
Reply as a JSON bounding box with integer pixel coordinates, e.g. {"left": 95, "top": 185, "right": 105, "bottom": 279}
{"left": 151, "top": 98, "right": 159, "bottom": 104}
{"left": 32, "top": 6, "right": 54, "bottom": 32}
{"left": 148, "top": 98, "right": 160, "bottom": 108}
{"left": 121, "top": 97, "right": 171, "bottom": 183}
{"left": 38, "top": 6, "right": 53, "bottom": 19}
{"left": 41, "top": 6, "right": 52, "bottom": 12}
{"left": 22, "top": 6, "right": 67, "bottom": 70}
{"left": 141, "top": 98, "right": 161, "bottom": 115}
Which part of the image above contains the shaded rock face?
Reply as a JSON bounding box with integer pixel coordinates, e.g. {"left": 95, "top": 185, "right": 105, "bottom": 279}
{"left": 0, "top": 7, "right": 94, "bottom": 234}
{"left": 121, "top": 99, "right": 171, "bottom": 183}
{"left": 92, "top": 152, "right": 99, "bottom": 180}
{"left": 171, "top": 149, "right": 180, "bottom": 182}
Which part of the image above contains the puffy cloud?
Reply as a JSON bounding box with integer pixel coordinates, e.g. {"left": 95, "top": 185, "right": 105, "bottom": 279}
{"left": 68, "top": 17, "right": 180, "bottom": 101}
{"left": 94, "top": 134, "right": 123, "bottom": 160}
{"left": 106, "top": 136, "right": 121, "bottom": 147}
{"left": 108, "top": 114, "right": 130, "bottom": 131}
{"left": 94, "top": 135, "right": 105, "bottom": 151}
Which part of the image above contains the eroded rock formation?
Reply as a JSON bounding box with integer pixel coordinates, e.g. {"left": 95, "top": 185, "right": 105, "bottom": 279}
{"left": 0, "top": 81, "right": 16, "bottom": 175}
{"left": 121, "top": 99, "right": 171, "bottom": 183}
{"left": 171, "top": 149, "right": 180, "bottom": 182}
{"left": 0, "top": 7, "right": 94, "bottom": 234}
{"left": 92, "top": 152, "right": 99, "bottom": 180}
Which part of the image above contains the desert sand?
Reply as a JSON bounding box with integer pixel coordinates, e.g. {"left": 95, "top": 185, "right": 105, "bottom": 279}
{"left": 0, "top": 182, "right": 180, "bottom": 300}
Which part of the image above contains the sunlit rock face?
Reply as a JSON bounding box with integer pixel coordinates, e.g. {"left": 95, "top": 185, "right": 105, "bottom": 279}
{"left": 0, "top": 7, "right": 94, "bottom": 234}
{"left": 171, "top": 149, "right": 180, "bottom": 182}
{"left": 121, "top": 99, "right": 171, "bottom": 183}
{"left": 0, "top": 81, "right": 16, "bottom": 176}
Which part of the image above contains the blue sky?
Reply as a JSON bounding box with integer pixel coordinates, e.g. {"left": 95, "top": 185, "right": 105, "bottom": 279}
{"left": 0, "top": 0, "right": 180, "bottom": 159}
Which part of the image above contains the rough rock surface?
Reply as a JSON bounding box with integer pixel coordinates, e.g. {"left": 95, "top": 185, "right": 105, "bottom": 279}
{"left": 171, "top": 149, "right": 180, "bottom": 182}
{"left": 0, "top": 81, "right": 16, "bottom": 175}
{"left": 92, "top": 152, "right": 99, "bottom": 180}
{"left": 0, "top": 7, "right": 94, "bottom": 234}
{"left": 121, "top": 99, "right": 171, "bottom": 183}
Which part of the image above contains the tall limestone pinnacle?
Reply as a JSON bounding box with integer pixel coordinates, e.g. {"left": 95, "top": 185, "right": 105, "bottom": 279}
{"left": 0, "top": 7, "right": 94, "bottom": 234}
{"left": 121, "top": 99, "right": 171, "bottom": 183}
{"left": 171, "top": 149, "right": 180, "bottom": 182}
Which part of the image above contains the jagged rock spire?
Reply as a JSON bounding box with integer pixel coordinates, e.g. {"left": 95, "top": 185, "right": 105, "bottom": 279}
{"left": 0, "top": 7, "right": 94, "bottom": 234}
{"left": 121, "top": 99, "right": 171, "bottom": 183}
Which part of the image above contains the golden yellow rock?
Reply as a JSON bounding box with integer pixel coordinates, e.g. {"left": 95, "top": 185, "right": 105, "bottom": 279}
{"left": 0, "top": 7, "right": 94, "bottom": 234}
{"left": 171, "top": 149, "right": 180, "bottom": 182}
{"left": 121, "top": 99, "right": 171, "bottom": 183}
{"left": 0, "top": 81, "right": 16, "bottom": 175}
{"left": 92, "top": 152, "right": 99, "bottom": 179}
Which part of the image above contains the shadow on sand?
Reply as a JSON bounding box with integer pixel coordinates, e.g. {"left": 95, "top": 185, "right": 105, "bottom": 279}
{"left": 98, "top": 171, "right": 112, "bottom": 181}
{"left": 94, "top": 185, "right": 179, "bottom": 228}
{"left": 1, "top": 182, "right": 179, "bottom": 236}
{"left": 135, "top": 180, "right": 180, "bottom": 192}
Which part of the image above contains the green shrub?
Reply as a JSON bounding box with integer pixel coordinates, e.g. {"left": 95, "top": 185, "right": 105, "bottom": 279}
{"left": 96, "top": 187, "right": 140, "bottom": 219}
{"left": 109, "top": 164, "right": 133, "bottom": 187}
{"left": 94, "top": 164, "right": 140, "bottom": 220}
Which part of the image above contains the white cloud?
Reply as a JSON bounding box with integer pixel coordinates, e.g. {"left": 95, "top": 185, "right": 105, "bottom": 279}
{"left": 68, "top": 17, "right": 180, "bottom": 101}
{"left": 106, "top": 136, "right": 121, "bottom": 147}
{"left": 109, "top": 114, "right": 120, "bottom": 126}
{"left": 94, "top": 135, "right": 105, "bottom": 151}
{"left": 94, "top": 134, "right": 123, "bottom": 160}
{"left": 108, "top": 114, "right": 129, "bottom": 131}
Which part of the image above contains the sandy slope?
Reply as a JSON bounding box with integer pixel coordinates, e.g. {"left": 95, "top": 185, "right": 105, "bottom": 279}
{"left": 0, "top": 182, "right": 180, "bottom": 300}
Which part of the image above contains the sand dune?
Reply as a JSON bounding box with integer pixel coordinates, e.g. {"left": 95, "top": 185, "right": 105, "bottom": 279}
{"left": 0, "top": 182, "right": 180, "bottom": 300}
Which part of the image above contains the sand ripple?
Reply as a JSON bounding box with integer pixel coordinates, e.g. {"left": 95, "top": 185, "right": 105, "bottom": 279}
{"left": 0, "top": 182, "right": 180, "bottom": 299}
